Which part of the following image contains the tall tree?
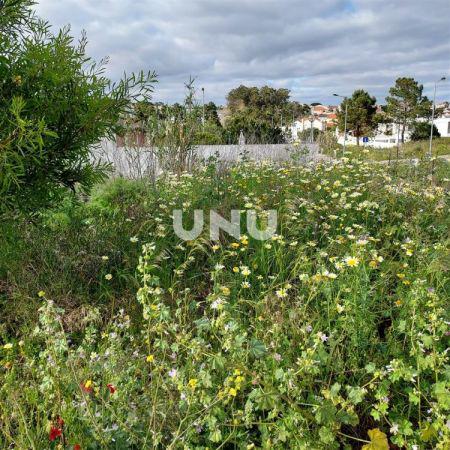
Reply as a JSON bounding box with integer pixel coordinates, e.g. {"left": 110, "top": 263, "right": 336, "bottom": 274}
{"left": 385, "top": 77, "right": 432, "bottom": 143}
{"left": 224, "top": 85, "right": 309, "bottom": 144}
{"left": 337, "top": 90, "right": 377, "bottom": 146}
{"left": 0, "top": 0, "right": 156, "bottom": 214}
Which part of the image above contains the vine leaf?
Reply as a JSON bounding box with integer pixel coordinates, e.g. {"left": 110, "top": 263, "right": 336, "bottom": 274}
{"left": 361, "top": 428, "right": 389, "bottom": 450}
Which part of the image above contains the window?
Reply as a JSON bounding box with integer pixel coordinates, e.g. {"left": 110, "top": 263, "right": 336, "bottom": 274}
{"left": 447, "top": 121, "right": 450, "bottom": 134}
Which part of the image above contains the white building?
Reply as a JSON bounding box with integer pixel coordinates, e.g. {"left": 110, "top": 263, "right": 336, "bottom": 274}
{"left": 434, "top": 116, "right": 450, "bottom": 138}
{"left": 336, "top": 122, "right": 410, "bottom": 148}
{"left": 283, "top": 118, "right": 328, "bottom": 141}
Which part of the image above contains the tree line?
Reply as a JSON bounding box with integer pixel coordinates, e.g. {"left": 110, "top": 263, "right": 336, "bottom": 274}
{"left": 336, "top": 79, "right": 440, "bottom": 146}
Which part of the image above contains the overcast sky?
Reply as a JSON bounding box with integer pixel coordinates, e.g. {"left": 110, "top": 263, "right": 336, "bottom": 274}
{"left": 36, "top": 0, "right": 450, "bottom": 106}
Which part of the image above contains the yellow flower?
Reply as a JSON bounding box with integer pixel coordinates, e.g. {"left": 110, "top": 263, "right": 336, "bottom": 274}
{"left": 394, "top": 300, "right": 402, "bottom": 307}
{"left": 212, "top": 244, "right": 220, "bottom": 252}
{"left": 38, "top": 290, "right": 46, "bottom": 298}
{"left": 101, "top": 255, "right": 109, "bottom": 261}
{"left": 84, "top": 380, "right": 93, "bottom": 389}
{"left": 188, "top": 378, "right": 198, "bottom": 389}
{"left": 230, "top": 242, "right": 240, "bottom": 249}
{"left": 229, "top": 387, "right": 237, "bottom": 397}
{"left": 344, "top": 256, "right": 360, "bottom": 267}
{"left": 232, "top": 266, "right": 240, "bottom": 273}
{"left": 105, "top": 273, "right": 113, "bottom": 280}
{"left": 369, "top": 260, "right": 378, "bottom": 268}
{"left": 240, "top": 235, "right": 249, "bottom": 245}
{"left": 3, "top": 343, "right": 13, "bottom": 350}
{"left": 240, "top": 267, "right": 251, "bottom": 277}
{"left": 221, "top": 286, "right": 231, "bottom": 296}
{"left": 146, "top": 355, "right": 155, "bottom": 363}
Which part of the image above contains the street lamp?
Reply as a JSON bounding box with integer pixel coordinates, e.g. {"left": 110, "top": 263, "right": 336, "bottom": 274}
{"left": 429, "top": 76, "right": 446, "bottom": 158}
{"left": 334, "top": 93, "right": 348, "bottom": 154}
{"left": 201, "top": 87, "right": 205, "bottom": 127}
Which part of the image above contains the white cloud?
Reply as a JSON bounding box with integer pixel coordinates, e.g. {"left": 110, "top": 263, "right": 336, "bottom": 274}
{"left": 35, "top": 0, "right": 450, "bottom": 104}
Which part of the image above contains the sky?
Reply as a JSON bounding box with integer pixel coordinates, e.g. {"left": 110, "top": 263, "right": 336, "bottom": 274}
{"left": 35, "top": 0, "right": 450, "bottom": 106}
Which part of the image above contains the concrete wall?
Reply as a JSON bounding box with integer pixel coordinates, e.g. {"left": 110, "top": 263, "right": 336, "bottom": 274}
{"left": 91, "top": 140, "right": 322, "bottom": 179}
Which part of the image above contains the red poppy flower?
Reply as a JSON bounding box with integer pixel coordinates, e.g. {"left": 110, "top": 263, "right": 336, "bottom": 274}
{"left": 107, "top": 383, "right": 116, "bottom": 394}
{"left": 74, "top": 444, "right": 81, "bottom": 450}
{"left": 49, "top": 426, "right": 62, "bottom": 441}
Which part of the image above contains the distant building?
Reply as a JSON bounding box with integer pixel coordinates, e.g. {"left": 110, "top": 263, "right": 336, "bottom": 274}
{"left": 434, "top": 115, "right": 450, "bottom": 138}
{"left": 336, "top": 122, "right": 409, "bottom": 148}
{"left": 283, "top": 105, "right": 338, "bottom": 141}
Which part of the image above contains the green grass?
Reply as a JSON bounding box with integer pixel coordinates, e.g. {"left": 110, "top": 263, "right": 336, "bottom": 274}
{"left": 0, "top": 158, "right": 449, "bottom": 449}
{"left": 325, "top": 138, "right": 450, "bottom": 161}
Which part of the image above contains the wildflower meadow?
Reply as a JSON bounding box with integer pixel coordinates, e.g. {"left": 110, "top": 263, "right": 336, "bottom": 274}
{"left": 0, "top": 155, "right": 449, "bottom": 449}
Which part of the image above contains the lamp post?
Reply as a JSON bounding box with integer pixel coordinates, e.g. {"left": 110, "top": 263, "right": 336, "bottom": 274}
{"left": 334, "top": 93, "right": 348, "bottom": 154}
{"left": 429, "top": 77, "right": 446, "bottom": 158}
{"left": 201, "top": 87, "right": 205, "bottom": 127}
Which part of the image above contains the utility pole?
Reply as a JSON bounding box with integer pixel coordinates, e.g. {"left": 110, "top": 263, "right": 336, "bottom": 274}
{"left": 202, "top": 87, "right": 205, "bottom": 128}
{"left": 429, "top": 77, "right": 446, "bottom": 158}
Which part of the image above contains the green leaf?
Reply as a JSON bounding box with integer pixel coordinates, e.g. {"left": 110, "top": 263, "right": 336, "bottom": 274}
{"left": 362, "top": 428, "right": 389, "bottom": 450}
{"left": 347, "top": 386, "right": 366, "bottom": 405}
{"left": 249, "top": 338, "right": 267, "bottom": 359}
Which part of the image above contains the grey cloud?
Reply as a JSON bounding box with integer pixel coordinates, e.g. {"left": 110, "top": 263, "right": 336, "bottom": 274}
{"left": 36, "top": 0, "right": 450, "bottom": 105}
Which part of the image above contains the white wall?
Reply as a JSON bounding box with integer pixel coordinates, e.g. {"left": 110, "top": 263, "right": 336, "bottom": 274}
{"left": 434, "top": 117, "right": 450, "bottom": 138}
{"left": 336, "top": 122, "right": 409, "bottom": 148}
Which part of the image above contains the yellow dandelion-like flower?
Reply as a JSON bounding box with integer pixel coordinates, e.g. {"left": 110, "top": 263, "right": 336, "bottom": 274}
{"left": 38, "top": 290, "right": 46, "bottom": 298}
{"left": 221, "top": 286, "right": 231, "bottom": 296}
{"left": 105, "top": 274, "right": 113, "bottom": 280}
{"left": 3, "top": 343, "right": 13, "bottom": 350}
{"left": 146, "top": 355, "right": 155, "bottom": 363}
{"left": 344, "top": 256, "right": 360, "bottom": 267}
{"left": 232, "top": 266, "right": 240, "bottom": 273}
{"left": 188, "top": 378, "right": 198, "bottom": 389}
{"left": 229, "top": 387, "right": 237, "bottom": 397}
